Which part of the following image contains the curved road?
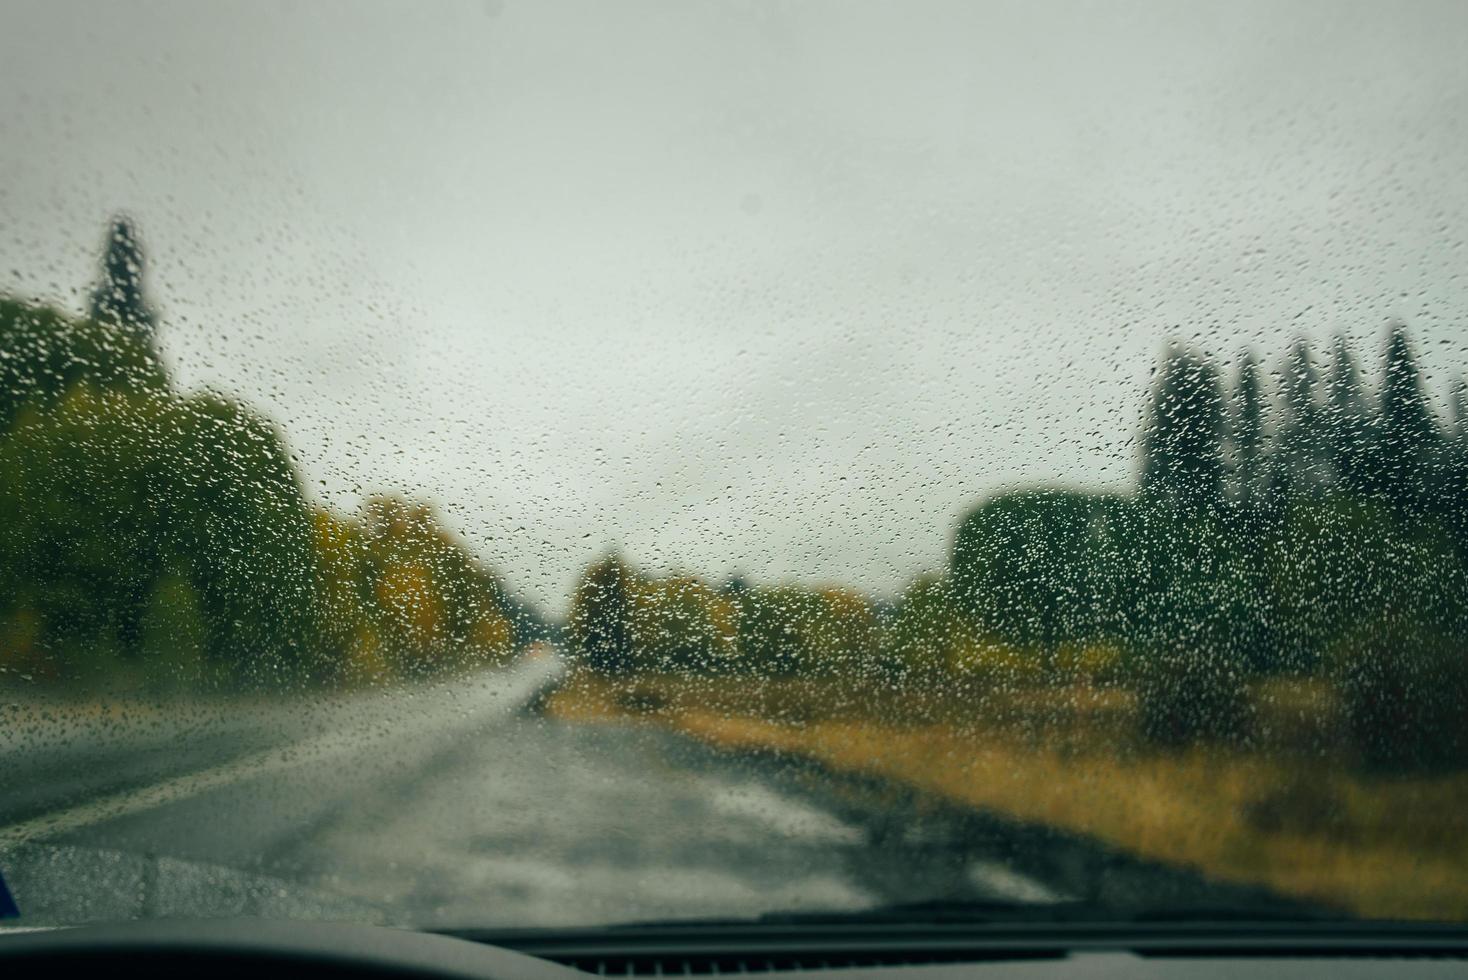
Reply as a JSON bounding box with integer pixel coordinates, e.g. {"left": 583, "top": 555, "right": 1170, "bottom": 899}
{"left": 0, "top": 651, "right": 1306, "bottom": 930}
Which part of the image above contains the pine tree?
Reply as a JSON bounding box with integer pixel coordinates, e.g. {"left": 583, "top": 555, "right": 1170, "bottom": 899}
{"left": 1443, "top": 377, "right": 1468, "bottom": 557}
{"left": 1140, "top": 345, "right": 1226, "bottom": 514}
{"left": 88, "top": 215, "right": 158, "bottom": 343}
{"left": 1322, "top": 335, "right": 1374, "bottom": 495}
{"left": 1447, "top": 377, "right": 1468, "bottom": 480}
{"left": 1214, "top": 350, "right": 1281, "bottom": 670}
{"left": 1225, "top": 351, "right": 1266, "bottom": 507}
{"left": 1274, "top": 339, "right": 1326, "bottom": 497}
{"left": 1377, "top": 325, "right": 1440, "bottom": 510}
{"left": 1450, "top": 378, "right": 1468, "bottom": 446}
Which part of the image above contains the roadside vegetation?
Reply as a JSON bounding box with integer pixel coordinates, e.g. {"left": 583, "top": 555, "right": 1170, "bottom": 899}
{"left": 548, "top": 671, "right": 1468, "bottom": 920}
{"left": 555, "top": 312, "right": 1468, "bottom": 919}
{"left": 0, "top": 219, "right": 532, "bottom": 693}
{"left": 566, "top": 327, "right": 1468, "bottom": 767}
{"left": 4, "top": 215, "right": 1468, "bottom": 918}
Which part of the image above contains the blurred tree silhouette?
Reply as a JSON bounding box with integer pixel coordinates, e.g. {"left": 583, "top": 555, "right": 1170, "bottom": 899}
{"left": 570, "top": 553, "right": 634, "bottom": 673}
{"left": 0, "top": 377, "right": 322, "bottom": 688}
{"left": 0, "top": 298, "right": 166, "bottom": 431}
{"left": 882, "top": 575, "right": 981, "bottom": 679}
{"left": 5, "top": 215, "right": 1467, "bottom": 771}
{"left": 1225, "top": 351, "right": 1267, "bottom": 507}
{"left": 1336, "top": 617, "right": 1468, "bottom": 772}
{"left": 1274, "top": 339, "right": 1328, "bottom": 498}
{"left": 1323, "top": 335, "right": 1375, "bottom": 496}
{"left": 731, "top": 584, "right": 881, "bottom": 678}
{"left": 952, "top": 490, "right": 1129, "bottom": 654}
{"left": 1140, "top": 346, "right": 1226, "bottom": 515}
{"left": 629, "top": 574, "right": 736, "bottom": 672}
{"left": 0, "top": 218, "right": 526, "bottom": 691}
{"left": 1376, "top": 325, "right": 1440, "bottom": 513}
{"left": 88, "top": 215, "right": 161, "bottom": 361}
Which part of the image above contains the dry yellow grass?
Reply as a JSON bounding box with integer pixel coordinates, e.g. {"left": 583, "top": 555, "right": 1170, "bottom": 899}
{"left": 548, "top": 671, "right": 1468, "bottom": 921}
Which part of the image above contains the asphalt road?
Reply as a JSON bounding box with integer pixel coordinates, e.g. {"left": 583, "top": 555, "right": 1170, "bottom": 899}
{"left": 0, "top": 652, "right": 1310, "bottom": 931}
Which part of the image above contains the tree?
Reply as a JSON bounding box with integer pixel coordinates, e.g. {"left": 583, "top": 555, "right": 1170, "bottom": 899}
{"left": 139, "top": 570, "right": 209, "bottom": 692}
{"left": 1225, "top": 351, "right": 1267, "bottom": 507}
{"left": 629, "top": 574, "right": 735, "bottom": 672}
{"left": 1273, "top": 339, "right": 1327, "bottom": 497}
{"left": 1444, "top": 378, "right": 1468, "bottom": 556}
{"left": 1216, "top": 351, "right": 1284, "bottom": 669}
{"left": 1322, "top": 335, "right": 1375, "bottom": 496}
{"left": 0, "top": 297, "right": 165, "bottom": 431}
{"left": 570, "top": 554, "right": 634, "bottom": 673}
{"left": 883, "top": 576, "right": 979, "bottom": 679}
{"left": 1139, "top": 346, "right": 1226, "bottom": 514}
{"left": 1376, "top": 325, "right": 1440, "bottom": 511}
{"left": 719, "top": 574, "right": 751, "bottom": 597}
{"left": 952, "top": 490, "right": 1129, "bottom": 652}
{"left": 0, "top": 381, "right": 324, "bottom": 689}
{"left": 1336, "top": 618, "right": 1468, "bottom": 772}
{"left": 1450, "top": 378, "right": 1468, "bottom": 447}
{"left": 89, "top": 216, "right": 159, "bottom": 344}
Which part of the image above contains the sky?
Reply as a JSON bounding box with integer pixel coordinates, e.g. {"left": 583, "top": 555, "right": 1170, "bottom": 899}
{"left": 3, "top": 0, "right": 1468, "bottom": 614}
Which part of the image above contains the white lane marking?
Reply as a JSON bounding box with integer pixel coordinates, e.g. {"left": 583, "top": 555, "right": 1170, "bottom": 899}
{"left": 0, "top": 656, "right": 563, "bottom": 847}
{"left": 0, "top": 723, "right": 375, "bottom": 846}
{"left": 966, "top": 860, "right": 1069, "bottom": 903}
{"left": 705, "top": 781, "right": 865, "bottom": 845}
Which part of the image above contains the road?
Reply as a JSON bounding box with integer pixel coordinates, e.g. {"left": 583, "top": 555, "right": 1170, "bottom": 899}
{"left": 0, "top": 652, "right": 1306, "bottom": 930}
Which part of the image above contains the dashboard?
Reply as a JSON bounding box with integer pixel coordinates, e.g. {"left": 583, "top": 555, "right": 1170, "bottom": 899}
{"left": 4, "top": 919, "right": 1468, "bottom": 979}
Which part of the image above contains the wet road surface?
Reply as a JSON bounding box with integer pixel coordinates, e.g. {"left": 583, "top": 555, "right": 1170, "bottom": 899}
{"left": 0, "top": 654, "right": 1309, "bottom": 930}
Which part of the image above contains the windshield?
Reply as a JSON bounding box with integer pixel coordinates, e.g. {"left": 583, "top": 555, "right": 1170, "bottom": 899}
{"left": 2, "top": 0, "right": 1467, "bottom": 933}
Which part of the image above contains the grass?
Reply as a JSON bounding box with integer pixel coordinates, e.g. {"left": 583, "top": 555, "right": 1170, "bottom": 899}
{"left": 547, "top": 670, "right": 1468, "bottom": 922}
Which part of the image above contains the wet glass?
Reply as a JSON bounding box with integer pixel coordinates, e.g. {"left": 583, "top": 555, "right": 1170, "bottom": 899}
{"left": 2, "top": 0, "right": 1467, "bottom": 930}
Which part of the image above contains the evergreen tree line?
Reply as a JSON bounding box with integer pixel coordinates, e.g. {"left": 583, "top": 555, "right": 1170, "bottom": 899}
{"left": 0, "top": 218, "right": 532, "bottom": 692}
{"left": 946, "top": 331, "right": 1468, "bottom": 765}
{"left": 571, "top": 330, "right": 1468, "bottom": 768}
{"left": 953, "top": 329, "right": 1468, "bottom": 673}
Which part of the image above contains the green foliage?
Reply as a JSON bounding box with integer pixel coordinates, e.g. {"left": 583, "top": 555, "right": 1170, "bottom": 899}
{"left": 8, "top": 214, "right": 1468, "bottom": 782}
{"left": 570, "top": 554, "right": 634, "bottom": 674}
{"left": 1270, "top": 496, "right": 1427, "bottom": 671}
{"left": 628, "top": 575, "right": 737, "bottom": 672}
{"left": 0, "top": 297, "right": 167, "bottom": 431}
{"left": 312, "top": 498, "right": 520, "bottom": 682}
{"left": 1375, "top": 325, "right": 1441, "bottom": 512}
{"left": 1322, "top": 335, "right": 1375, "bottom": 496}
{"left": 1274, "top": 339, "right": 1329, "bottom": 497}
{"left": 553, "top": 327, "right": 1465, "bottom": 771}
{"left": 138, "top": 570, "right": 210, "bottom": 693}
{"left": 734, "top": 585, "right": 880, "bottom": 678}
{"left": 1133, "top": 646, "right": 1254, "bottom": 748}
{"left": 567, "top": 561, "right": 882, "bottom": 679}
{"left": 1140, "top": 345, "right": 1226, "bottom": 513}
{"left": 0, "top": 284, "right": 523, "bottom": 691}
{"left": 942, "top": 330, "right": 1468, "bottom": 760}
{"left": 1334, "top": 620, "right": 1468, "bottom": 772}
{"left": 1225, "top": 351, "right": 1267, "bottom": 506}
{"left": 952, "top": 490, "right": 1132, "bottom": 651}
{"left": 881, "top": 576, "right": 975, "bottom": 678}
{"left": 0, "top": 381, "right": 322, "bottom": 688}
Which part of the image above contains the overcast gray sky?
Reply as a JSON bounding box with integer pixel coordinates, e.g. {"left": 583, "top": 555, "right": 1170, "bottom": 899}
{"left": 3, "top": 0, "right": 1467, "bottom": 613}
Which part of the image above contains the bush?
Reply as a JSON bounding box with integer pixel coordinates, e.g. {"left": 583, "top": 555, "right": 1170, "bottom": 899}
{"left": 1244, "top": 768, "right": 1344, "bottom": 839}
{"left": 1242, "top": 772, "right": 1352, "bottom": 840}
{"left": 1134, "top": 647, "right": 1253, "bottom": 748}
{"left": 1336, "top": 622, "right": 1468, "bottom": 772}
